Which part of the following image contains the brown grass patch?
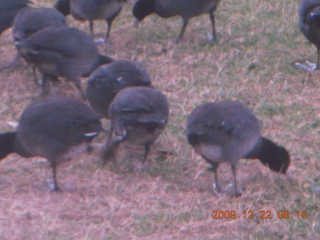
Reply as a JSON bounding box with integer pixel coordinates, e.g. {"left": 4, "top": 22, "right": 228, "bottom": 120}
{"left": 0, "top": 0, "right": 319, "bottom": 239}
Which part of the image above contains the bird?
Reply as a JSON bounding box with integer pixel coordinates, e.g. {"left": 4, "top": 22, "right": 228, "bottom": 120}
{"left": 1, "top": 7, "right": 67, "bottom": 73}
{"left": 55, "top": 0, "right": 126, "bottom": 41}
{"left": 0, "top": 0, "right": 30, "bottom": 36}
{"left": 298, "top": 0, "right": 320, "bottom": 71}
{"left": 86, "top": 60, "right": 152, "bottom": 118}
{"left": 13, "top": 7, "right": 67, "bottom": 42}
{"left": 15, "top": 26, "right": 114, "bottom": 98}
{"left": 186, "top": 100, "right": 290, "bottom": 197}
{"left": 132, "top": 0, "right": 222, "bottom": 42}
{"left": 103, "top": 86, "right": 169, "bottom": 169}
{"left": 0, "top": 97, "right": 103, "bottom": 191}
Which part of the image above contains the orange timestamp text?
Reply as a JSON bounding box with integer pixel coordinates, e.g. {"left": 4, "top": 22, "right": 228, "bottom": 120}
{"left": 212, "top": 210, "right": 309, "bottom": 220}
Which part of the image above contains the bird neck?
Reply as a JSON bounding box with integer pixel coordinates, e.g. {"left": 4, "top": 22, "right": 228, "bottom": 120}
{"left": 244, "top": 137, "right": 290, "bottom": 174}
{"left": 0, "top": 132, "right": 17, "bottom": 160}
{"left": 0, "top": 132, "right": 33, "bottom": 160}
{"left": 133, "top": 0, "right": 156, "bottom": 21}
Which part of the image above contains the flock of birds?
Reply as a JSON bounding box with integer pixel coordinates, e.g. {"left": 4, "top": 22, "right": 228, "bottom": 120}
{"left": 0, "top": 0, "right": 317, "bottom": 196}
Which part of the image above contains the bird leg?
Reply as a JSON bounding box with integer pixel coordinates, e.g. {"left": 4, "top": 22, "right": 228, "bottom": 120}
{"left": 209, "top": 11, "right": 216, "bottom": 41}
{"left": 317, "top": 46, "right": 320, "bottom": 70}
{"left": 104, "top": 8, "right": 121, "bottom": 41}
{"left": 293, "top": 47, "right": 320, "bottom": 72}
{"left": 41, "top": 74, "right": 50, "bottom": 96}
{"left": 74, "top": 78, "right": 87, "bottom": 100}
{"left": 231, "top": 163, "right": 242, "bottom": 197}
{"left": 102, "top": 127, "right": 126, "bottom": 165}
{"left": 50, "top": 161, "right": 62, "bottom": 191}
{"left": 89, "top": 20, "right": 94, "bottom": 38}
{"left": 136, "top": 143, "right": 151, "bottom": 171}
{"left": 176, "top": 18, "right": 189, "bottom": 43}
{"left": 207, "top": 161, "right": 221, "bottom": 192}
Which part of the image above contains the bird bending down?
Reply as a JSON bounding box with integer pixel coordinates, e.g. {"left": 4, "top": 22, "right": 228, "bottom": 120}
{"left": 86, "top": 60, "right": 152, "bottom": 118}
{"left": 0, "top": 0, "right": 30, "bottom": 36}
{"left": 16, "top": 27, "right": 113, "bottom": 98}
{"left": 133, "top": 0, "right": 222, "bottom": 42}
{"left": 296, "top": 0, "right": 320, "bottom": 72}
{"left": 103, "top": 86, "right": 169, "bottom": 170}
{"left": 0, "top": 97, "right": 103, "bottom": 191}
{"left": 55, "top": 0, "right": 126, "bottom": 41}
{"left": 186, "top": 100, "right": 290, "bottom": 197}
{"left": 1, "top": 7, "right": 67, "bottom": 75}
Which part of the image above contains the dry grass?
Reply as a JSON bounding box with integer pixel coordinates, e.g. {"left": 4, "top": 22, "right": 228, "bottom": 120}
{"left": 0, "top": 0, "right": 319, "bottom": 239}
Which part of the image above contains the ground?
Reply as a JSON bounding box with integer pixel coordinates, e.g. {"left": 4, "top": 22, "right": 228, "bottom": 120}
{"left": 0, "top": 0, "right": 319, "bottom": 239}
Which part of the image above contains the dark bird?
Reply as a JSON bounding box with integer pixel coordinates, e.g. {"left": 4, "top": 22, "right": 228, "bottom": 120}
{"left": 0, "top": 0, "right": 30, "bottom": 36}
{"left": 1, "top": 7, "right": 67, "bottom": 72}
{"left": 298, "top": 0, "right": 320, "bottom": 71}
{"left": 55, "top": 0, "right": 126, "bottom": 41}
{"left": 133, "top": 0, "right": 222, "bottom": 42}
{"left": 0, "top": 97, "right": 103, "bottom": 191}
{"left": 103, "top": 86, "right": 169, "bottom": 169}
{"left": 186, "top": 100, "right": 290, "bottom": 197}
{"left": 86, "top": 60, "right": 152, "bottom": 118}
{"left": 13, "top": 7, "right": 67, "bottom": 42}
{"left": 15, "top": 26, "right": 114, "bottom": 98}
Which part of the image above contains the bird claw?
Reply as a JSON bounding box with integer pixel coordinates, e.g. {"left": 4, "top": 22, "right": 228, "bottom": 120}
{"left": 207, "top": 33, "right": 215, "bottom": 42}
{"left": 46, "top": 179, "right": 61, "bottom": 192}
{"left": 213, "top": 183, "right": 220, "bottom": 192}
{"left": 293, "top": 61, "right": 317, "bottom": 72}
{"left": 94, "top": 38, "right": 105, "bottom": 44}
{"left": 226, "top": 183, "right": 242, "bottom": 197}
{"left": 133, "top": 160, "right": 151, "bottom": 172}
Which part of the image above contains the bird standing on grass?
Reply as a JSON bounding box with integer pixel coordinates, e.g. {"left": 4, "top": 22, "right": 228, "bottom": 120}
{"left": 103, "top": 86, "right": 169, "bottom": 170}
{"left": 0, "top": 0, "right": 30, "bottom": 36}
{"left": 86, "top": 60, "right": 152, "bottom": 118}
{"left": 1, "top": 7, "right": 67, "bottom": 73}
{"left": 55, "top": 0, "right": 126, "bottom": 41}
{"left": 297, "top": 0, "right": 320, "bottom": 71}
{"left": 0, "top": 97, "right": 103, "bottom": 191}
{"left": 133, "top": 0, "right": 222, "bottom": 42}
{"left": 186, "top": 100, "right": 290, "bottom": 197}
{"left": 16, "top": 27, "right": 114, "bottom": 98}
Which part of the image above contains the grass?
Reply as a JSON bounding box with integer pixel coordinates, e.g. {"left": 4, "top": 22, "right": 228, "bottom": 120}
{"left": 0, "top": 0, "right": 319, "bottom": 239}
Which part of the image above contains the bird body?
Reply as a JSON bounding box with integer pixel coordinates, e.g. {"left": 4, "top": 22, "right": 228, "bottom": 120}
{"left": 104, "top": 87, "right": 169, "bottom": 167}
{"left": 133, "top": 0, "right": 221, "bottom": 41}
{"left": 0, "top": 0, "right": 30, "bottom": 35}
{"left": 151, "top": 0, "right": 219, "bottom": 19}
{"left": 86, "top": 60, "right": 152, "bottom": 118}
{"left": 0, "top": 97, "right": 103, "bottom": 191}
{"left": 16, "top": 27, "right": 113, "bottom": 97}
{"left": 187, "top": 101, "right": 261, "bottom": 165}
{"left": 0, "top": 6, "right": 68, "bottom": 73}
{"left": 299, "top": 0, "right": 320, "bottom": 70}
{"left": 55, "top": 0, "right": 125, "bottom": 39}
{"left": 13, "top": 7, "right": 67, "bottom": 41}
{"left": 187, "top": 100, "right": 290, "bottom": 196}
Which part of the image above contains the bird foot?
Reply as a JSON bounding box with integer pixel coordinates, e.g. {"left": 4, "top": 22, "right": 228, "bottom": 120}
{"left": 213, "top": 183, "right": 220, "bottom": 191}
{"left": 293, "top": 61, "right": 317, "bottom": 72}
{"left": 134, "top": 161, "right": 151, "bottom": 172}
{"left": 207, "top": 33, "right": 215, "bottom": 42}
{"left": 46, "top": 179, "right": 62, "bottom": 192}
{"left": 94, "top": 38, "right": 105, "bottom": 44}
{"left": 212, "top": 183, "right": 222, "bottom": 197}
{"left": 226, "top": 183, "right": 242, "bottom": 197}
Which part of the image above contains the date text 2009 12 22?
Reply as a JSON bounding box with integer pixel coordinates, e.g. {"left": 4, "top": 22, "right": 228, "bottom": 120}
{"left": 212, "top": 210, "right": 309, "bottom": 220}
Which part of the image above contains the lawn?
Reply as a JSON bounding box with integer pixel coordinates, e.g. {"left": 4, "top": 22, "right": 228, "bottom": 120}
{"left": 0, "top": 0, "right": 319, "bottom": 239}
